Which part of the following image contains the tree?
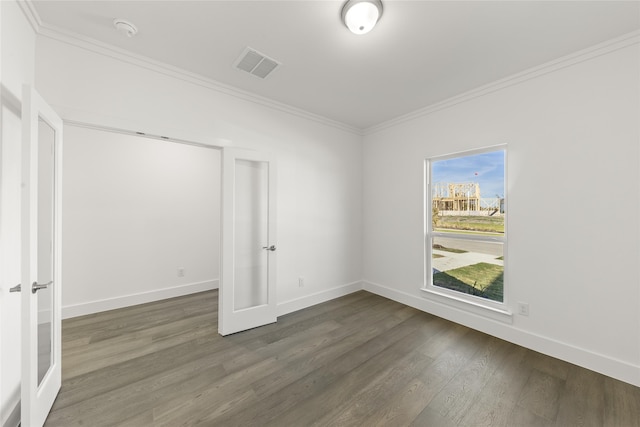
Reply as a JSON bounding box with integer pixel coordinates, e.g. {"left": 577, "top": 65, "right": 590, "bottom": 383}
{"left": 432, "top": 206, "right": 440, "bottom": 228}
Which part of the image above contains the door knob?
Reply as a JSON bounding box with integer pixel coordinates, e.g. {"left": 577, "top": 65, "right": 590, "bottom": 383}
{"left": 32, "top": 281, "right": 53, "bottom": 294}
{"left": 9, "top": 284, "right": 21, "bottom": 293}
{"left": 262, "top": 245, "right": 276, "bottom": 251}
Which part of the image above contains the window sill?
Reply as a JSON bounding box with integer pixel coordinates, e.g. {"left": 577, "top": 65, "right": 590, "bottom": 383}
{"left": 420, "top": 287, "right": 513, "bottom": 324}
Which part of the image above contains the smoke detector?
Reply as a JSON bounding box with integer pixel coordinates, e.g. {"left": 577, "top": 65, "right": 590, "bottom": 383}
{"left": 113, "top": 19, "right": 138, "bottom": 38}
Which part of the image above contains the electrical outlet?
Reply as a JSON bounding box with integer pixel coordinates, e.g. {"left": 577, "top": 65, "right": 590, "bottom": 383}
{"left": 177, "top": 267, "right": 185, "bottom": 277}
{"left": 298, "top": 277, "right": 304, "bottom": 287}
{"left": 517, "top": 302, "right": 529, "bottom": 316}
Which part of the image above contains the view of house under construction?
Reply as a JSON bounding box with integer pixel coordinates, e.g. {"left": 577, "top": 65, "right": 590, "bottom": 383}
{"left": 432, "top": 182, "right": 504, "bottom": 215}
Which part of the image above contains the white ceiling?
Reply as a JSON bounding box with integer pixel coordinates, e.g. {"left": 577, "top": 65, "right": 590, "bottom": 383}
{"left": 31, "top": 1, "right": 640, "bottom": 130}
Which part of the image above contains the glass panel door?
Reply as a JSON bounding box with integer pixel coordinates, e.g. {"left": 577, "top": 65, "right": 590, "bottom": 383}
{"left": 21, "top": 85, "right": 63, "bottom": 427}
{"left": 219, "top": 148, "right": 277, "bottom": 335}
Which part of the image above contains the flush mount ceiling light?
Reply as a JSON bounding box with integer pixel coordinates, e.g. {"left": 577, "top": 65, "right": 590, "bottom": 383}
{"left": 341, "top": 0, "right": 383, "bottom": 35}
{"left": 113, "top": 18, "right": 138, "bottom": 38}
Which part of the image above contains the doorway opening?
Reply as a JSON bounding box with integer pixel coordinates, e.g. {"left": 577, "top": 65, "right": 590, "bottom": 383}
{"left": 61, "top": 123, "right": 222, "bottom": 320}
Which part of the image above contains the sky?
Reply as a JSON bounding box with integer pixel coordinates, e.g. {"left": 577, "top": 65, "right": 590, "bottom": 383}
{"left": 432, "top": 150, "right": 505, "bottom": 198}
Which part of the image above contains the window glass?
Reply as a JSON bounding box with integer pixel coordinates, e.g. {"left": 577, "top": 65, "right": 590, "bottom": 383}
{"left": 427, "top": 148, "right": 505, "bottom": 304}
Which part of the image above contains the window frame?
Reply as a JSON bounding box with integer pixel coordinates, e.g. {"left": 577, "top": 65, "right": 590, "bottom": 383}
{"left": 422, "top": 144, "right": 511, "bottom": 321}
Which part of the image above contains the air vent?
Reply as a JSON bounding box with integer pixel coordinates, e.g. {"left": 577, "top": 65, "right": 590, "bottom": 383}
{"left": 233, "top": 47, "right": 280, "bottom": 79}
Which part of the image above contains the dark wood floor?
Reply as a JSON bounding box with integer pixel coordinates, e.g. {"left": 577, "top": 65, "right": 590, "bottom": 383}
{"left": 45, "top": 290, "right": 640, "bottom": 426}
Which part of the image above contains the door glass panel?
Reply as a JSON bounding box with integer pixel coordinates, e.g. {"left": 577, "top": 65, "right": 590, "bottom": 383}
{"left": 233, "top": 159, "right": 269, "bottom": 311}
{"left": 37, "top": 117, "right": 55, "bottom": 386}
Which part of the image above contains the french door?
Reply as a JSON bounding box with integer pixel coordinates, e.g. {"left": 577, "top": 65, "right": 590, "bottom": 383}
{"left": 21, "top": 85, "right": 63, "bottom": 426}
{"left": 219, "top": 148, "right": 277, "bottom": 335}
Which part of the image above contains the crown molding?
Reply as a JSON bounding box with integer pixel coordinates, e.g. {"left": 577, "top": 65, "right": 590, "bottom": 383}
{"left": 17, "top": 0, "right": 42, "bottom": 33}
{"left": 17, "top": 0, "right": 639, "bottom": 138}
{"left": 364, "top": 30, "right": 640, "bottom": 136}
{"left": 17, "top": 0, "right": 362, "bottom": 136}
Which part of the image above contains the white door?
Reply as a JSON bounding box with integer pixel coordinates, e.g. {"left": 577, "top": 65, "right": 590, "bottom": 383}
{"left": 219, "top": 148, "right": 277, "bottom": 335}
{"left": 21, "top": 85, "right": 63, "bottom": 426}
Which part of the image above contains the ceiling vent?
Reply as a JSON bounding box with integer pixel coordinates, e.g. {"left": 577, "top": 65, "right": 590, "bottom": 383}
{"left": 233, "top": 47, "right": 280, "bottom": 79}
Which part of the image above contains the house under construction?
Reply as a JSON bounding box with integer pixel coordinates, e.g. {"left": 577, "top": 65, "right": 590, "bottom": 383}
{"left": 433, "top": 182, "right": 481, "bottom": 211}
{"left": 433, "top": 182, "right": 504, "bottom": 214}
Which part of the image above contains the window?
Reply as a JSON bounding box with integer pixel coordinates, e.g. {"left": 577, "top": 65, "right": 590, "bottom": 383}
{"left": 424, "top": 146, "right": 507, "bottom": 313}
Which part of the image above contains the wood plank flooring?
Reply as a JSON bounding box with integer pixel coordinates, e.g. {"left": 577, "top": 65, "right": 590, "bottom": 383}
{"left": 45, "top": 290, "right": 640, "bottom": 426}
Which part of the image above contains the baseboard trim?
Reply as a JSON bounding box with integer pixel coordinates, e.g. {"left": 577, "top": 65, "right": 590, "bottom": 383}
{"left": 62, "top": 279, "right": 219, "bottom": 319}
{"left": 362, "top": 280, "right": 640, "bottom": 387}
{"left": 277, "top": 281, "right": 362, "bottom": 317}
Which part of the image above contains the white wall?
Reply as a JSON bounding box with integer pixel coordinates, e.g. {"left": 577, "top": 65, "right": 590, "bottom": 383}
{"left": 35, "top": 35, "right": 363, "bottom": 316}
{"left": 362, "top": 40, "right": 640, "bottom": 386}
{"left": 62, "top": 126, "right": 220, "bottom": 318}
{"left": 0, "top": 1, "right": 35, "bottom": 425}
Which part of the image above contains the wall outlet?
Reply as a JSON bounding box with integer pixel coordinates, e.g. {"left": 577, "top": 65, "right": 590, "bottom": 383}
{"left": 177, "top": 267, "right": 185, "bottom": 277}
{"left": 517, "top": 302, "right": 529, "bottom": 316}
{"left": 298, "top": 277, "right": 304, "bottom": 287}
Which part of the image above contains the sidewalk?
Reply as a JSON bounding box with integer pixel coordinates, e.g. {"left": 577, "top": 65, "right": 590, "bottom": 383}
{"left": 432, "top": 249, "right": 503, "bottom": 273}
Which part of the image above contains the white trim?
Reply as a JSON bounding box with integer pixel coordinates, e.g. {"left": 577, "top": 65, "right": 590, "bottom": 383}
{"left": 64, "top": 120, "right": 226, "bottom": 152}
{"left": 365, "top": 30, "right": 640, "bottom": 135}
{"left": 46, "top": 104, "right": 234, "bottom": 148}
{"left": 425, "top": 146, "right": 508, "bottom": 313}
{"left": 18, "top": 1, "right": 639, "bottom": 137}
{"left": 420, "top": 287, "right": 512, "bottom": 324}
{"left": 16, "top": 0, "right": 42, "bottom": 33}
{"left": 363, "top": 280, "right": 640, "bottom": 387}
{"left": 62, "top": 277, "right": 360, "bottom": 326}
{"left": 61, "top": 279, "right": 219, "bottom": 319}
{"left": 18, "top": 1, "right": 360, "bottom": 136}
{"left": 277, "top": 281, "right": 362, "bottom": 317}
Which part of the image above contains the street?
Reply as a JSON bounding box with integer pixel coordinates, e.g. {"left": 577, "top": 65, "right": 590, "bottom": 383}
{"left": 434, "top": 236, "right": 503, "bottom": 257}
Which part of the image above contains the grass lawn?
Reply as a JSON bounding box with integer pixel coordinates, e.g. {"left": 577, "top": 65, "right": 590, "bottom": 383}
{"left": 432, "top": 254, "right": 445, "bottom": 259}
{"left": 435, "top": 215, "right": 504, "bottom": 233}
{"left": 433, "top": 262, "right": 503, "bottom": 302}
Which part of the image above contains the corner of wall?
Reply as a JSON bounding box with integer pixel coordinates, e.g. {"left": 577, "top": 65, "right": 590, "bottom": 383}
{"left": 277, "top": 281, "right": 363, "bottom": 317}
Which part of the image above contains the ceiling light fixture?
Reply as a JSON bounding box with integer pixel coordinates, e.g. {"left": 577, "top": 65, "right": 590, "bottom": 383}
{"left": 113, "top": 18, "right": 138, "bottom": 38}
{"left": 341, "top": 0, "right": 383, "bottom": 35}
